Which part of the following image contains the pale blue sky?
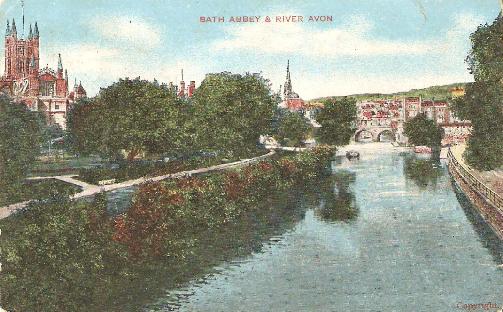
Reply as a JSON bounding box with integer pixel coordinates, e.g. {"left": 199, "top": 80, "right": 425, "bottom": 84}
{"left": 0, "top": 0, "right": 500, "bottom": 99}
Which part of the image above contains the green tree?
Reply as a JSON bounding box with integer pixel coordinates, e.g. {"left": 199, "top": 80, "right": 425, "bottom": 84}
{"left": 65, "top": 97, "right": 100, "bottom": 156}
{"left": 452, "top": 15, "right": 503, "bottom": 170}
{"left": 315, "top": 97, "right": 357, "bottom": 146}
{"left": 274, "top": 110, "right": 311, "bottom": 147}
{"left": 404, "top": 114, "right": 444, "bottom": 147}
{"left": 67, "top": 78, "right": 184, "bottom": 160}
{"left": 191, "top": 72, "right": 277, "bottom": 156}
{"left": 0, "top": 96, "right": 43, "bottom": 200}
{"left": 0, "top": 194, "right": 129, "bottom": 311}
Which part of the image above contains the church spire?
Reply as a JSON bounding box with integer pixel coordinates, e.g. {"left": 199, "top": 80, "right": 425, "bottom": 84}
{"left": 284, "top": 60, "right": 292, "bottom": 98}
{"left": 34, "top": 22, "right": 39, "bottom": 38}
{"left": 5, "top": 20, "right": 10, "bottom": 37}
{"left": 58, "top": 53, "right": 63, "bottom": 71}
{"left": 21, "top": 0, "right": 25, "bottom": 38}
{"left": 28, "top": 24, "right": 33, "bottom": 39}
{"left": 11, "top": 19, "right": 17, "bottom": 36}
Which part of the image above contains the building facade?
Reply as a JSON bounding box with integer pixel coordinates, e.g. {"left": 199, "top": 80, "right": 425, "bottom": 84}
{"left": 356, "top": 94, "right": 471, "bottom": 145}
{"left": 0, "top": 18, "right": 86, "bottom": 128}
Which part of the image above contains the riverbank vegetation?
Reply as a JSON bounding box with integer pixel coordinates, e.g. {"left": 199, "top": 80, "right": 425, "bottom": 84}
{"left": 0, "top": 147, "right": 335, "bottom": 311}
{"left": 113, "top": 145, "right": 334, "bottom": 259}
{"left": 404, "top": 114, "right": 444, "bottom": 148}
{"left": 273, "top": 109, "right": 311, "bottom": 147}
{"left": 452, "top": 15, "right": 503, "bottom": 170}
{"left": 315, "top": 97, "right": 357, "bottom": 146}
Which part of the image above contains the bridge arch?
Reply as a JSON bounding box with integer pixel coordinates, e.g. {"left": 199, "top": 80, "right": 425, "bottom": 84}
{"left": 377, "top": 129, "right": 395, "bottom": 142}
{"left": 355, "top": 129, "right": 373, "bottom": 142}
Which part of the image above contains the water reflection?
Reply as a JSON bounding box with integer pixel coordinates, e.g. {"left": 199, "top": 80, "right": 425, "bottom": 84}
{"left": 313, "top": 170, "right": 359, "bottom": 223}
{"left": 118, "top": 191, "right": 308, "bottom": 311}
{"left": 403, "top": 156, "right": 443, "bottom": 189}
{"left": 451, "top": 178, "right": 503, "bottom": 264}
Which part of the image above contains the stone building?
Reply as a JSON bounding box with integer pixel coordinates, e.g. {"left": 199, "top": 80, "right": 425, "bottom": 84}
{"left": 0, "top": 17, "right": 86, "bottom": 128}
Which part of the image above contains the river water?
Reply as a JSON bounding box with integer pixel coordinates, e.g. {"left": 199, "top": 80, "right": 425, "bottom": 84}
{"left": 144, "top": 143, "right": 502, "bottom": 312}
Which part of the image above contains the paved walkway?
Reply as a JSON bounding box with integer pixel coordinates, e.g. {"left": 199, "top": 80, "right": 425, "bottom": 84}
{"left": 0, "top": 151, "right": 276, "bottom": 220}
{"left": 451, "top": 145, "right": 503, "bottom": 197}
{"left": 27, "top": 175, "right": 95, "bottom": 189}
{"left": 264, "top": 145, "right": 307, "bottom": 152}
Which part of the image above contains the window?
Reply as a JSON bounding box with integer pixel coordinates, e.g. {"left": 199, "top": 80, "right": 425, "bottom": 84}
{"left": 55, "top": 104, "right": 60, "bottom": 110}
{"left": 40, "top": 81, "right": 55, "bottom": 97}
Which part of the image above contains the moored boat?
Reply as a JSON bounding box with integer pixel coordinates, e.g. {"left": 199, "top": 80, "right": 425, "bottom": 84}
{"left": 346, "top": 150, "right": 360, "bottom": 159}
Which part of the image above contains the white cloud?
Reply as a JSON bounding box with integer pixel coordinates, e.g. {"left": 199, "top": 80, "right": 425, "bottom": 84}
{"left": 90, "top": 15, "right": 162, "bottom": 49}
{"left": 255, "top": 12, "right": 485, "bottom": 99}
{"left": 213, "top": 15, "right": 434, "bottom": 58}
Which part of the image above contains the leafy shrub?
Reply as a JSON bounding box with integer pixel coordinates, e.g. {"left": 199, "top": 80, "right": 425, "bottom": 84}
{"left": 113, "top": 146, "right": 335, "bottom": 259}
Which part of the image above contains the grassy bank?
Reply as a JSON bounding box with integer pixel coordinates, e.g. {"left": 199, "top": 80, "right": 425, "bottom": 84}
{"left": 76, "top": 148, "right": 269, "bottom": 184}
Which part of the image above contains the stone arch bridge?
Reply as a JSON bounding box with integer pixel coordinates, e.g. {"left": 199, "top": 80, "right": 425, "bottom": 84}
{"left": 354, "top": 127, "right": 396, "bottom": 142}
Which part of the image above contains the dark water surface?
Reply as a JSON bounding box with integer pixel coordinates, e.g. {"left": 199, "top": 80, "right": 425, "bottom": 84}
{"left": 145, "top": 143, "right": 503, "bottom": 312}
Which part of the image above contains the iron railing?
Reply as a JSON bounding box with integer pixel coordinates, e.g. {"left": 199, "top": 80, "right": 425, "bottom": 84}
{"left": 448, "top": 148, "right": 503, "bottom": 212}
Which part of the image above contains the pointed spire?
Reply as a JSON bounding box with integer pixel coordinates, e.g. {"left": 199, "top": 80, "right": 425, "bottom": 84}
{"left": 284, "top": 60, "right": 292, "bottom": 98}
{"left": 58, "top": 54, "right": 63, "bottom": 71}
{"left": 74, "top": 78, "right": 78, "bottom": 88}
{"left": 5, "top": 20, "right": 10, "bottom": 37}
{"left": 28, "top": 24, "right": 33, "bottom": 39}
{"left": 34, "top": 22, "right": 39, "bottom": 38}
{"left": 65, "top": 69, "right": 68, "bottom": 81}
{"left": 11, "top": 19, "right": 17, "bottom": 36}
{"left": 22, "top": 0, "right": 25, "bottom": 39}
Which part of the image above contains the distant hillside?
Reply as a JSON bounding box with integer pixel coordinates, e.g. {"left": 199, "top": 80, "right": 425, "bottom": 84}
{"left": 312, "top": 82, "right": 469, "bottom": 103}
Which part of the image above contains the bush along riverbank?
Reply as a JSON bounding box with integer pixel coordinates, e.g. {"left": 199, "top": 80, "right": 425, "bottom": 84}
{"left": 0, "top": 146, "right": 335, "bottom": 311}
{"left": 112, "top": 145, "right": 335, "bottom": 259}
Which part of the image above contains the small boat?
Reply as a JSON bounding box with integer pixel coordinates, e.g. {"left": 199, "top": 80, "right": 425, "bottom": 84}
{"left": 346, "top": 150, "right": 360, "bottom": 159}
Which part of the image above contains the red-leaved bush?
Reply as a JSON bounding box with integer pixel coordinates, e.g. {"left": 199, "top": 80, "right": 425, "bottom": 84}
{"left": 112, "top": 146, "right": 335, "bottom": 259}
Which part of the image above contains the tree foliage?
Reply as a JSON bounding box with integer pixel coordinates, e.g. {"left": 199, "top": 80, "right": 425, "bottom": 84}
{"left": 0, "top": 96, "right": 43, "bottom": 197}
{"left": 315, "top": 97, "right": 357, "bottom": 146}
{"left": 452, "top": 16, "right": 503, "bottom": 170}
{"left": 404, "top": 114, "right": 444, "bottom": 147}
{"left": 0, "top": 194, "right": 129, "bottom": 311}
{"left": 67, "top": 78, "right": 184, "bottom": 160}
{"left": 274, "top": 109, "right": 311, "bottom": 147}
{"left": 191, "top": 72, "right": 277, "bottom": 156}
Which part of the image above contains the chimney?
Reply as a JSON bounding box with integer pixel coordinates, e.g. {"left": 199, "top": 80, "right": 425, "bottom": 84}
{"left": 178, "top": 80, "right": 185, "bottom": 97}
{"left": 188, "top": 81, "right": 195, "bottom": 97}
{"left": 177, "top": 69, "right": 186, "bottom": 97}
